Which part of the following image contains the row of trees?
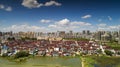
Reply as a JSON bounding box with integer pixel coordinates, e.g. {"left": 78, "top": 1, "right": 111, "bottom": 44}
{"left": 2, "top": 51, "right": 30, "bottom": 59}
{"left": 63, "top": 38, "right": 89, "bottom": 41}
{"left": 21, "top": 37, "right": 37, "bottom": 41}
{"left": 7, "top": 37, "right": 37, "bottom": 41}
{"left": 104, "top": 50, "right": 114, "bottom": 56}
{"left": 14, "top": 51, "right": 29, "bottom": 59}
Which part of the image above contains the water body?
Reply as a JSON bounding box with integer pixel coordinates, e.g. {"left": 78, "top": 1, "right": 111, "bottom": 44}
{"left": 0, "top": 57, "right": 81, "bottom": 67}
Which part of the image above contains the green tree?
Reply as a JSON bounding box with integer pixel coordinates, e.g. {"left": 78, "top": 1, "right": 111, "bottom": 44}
{"left": 7, "top": 37, "right": 15, "bottom": 41}
{"left": 104, "top": 50, "right": 113, "bottom": 56}
{"left": 97, "top": 49, "right": 102, "bottom": 54}
{"left": 2, "top": 53, "right": 8, "bottom": 57}
{"left": 14, "top": 51, "right": 29, "bottom": 59}
{"left": 117, "top": 52, "right": 120, "bottom": 55}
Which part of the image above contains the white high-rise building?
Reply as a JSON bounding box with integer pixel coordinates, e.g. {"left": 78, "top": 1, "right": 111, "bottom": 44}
{"left": 118, "top": 27, "right": 120, "bottom": 44}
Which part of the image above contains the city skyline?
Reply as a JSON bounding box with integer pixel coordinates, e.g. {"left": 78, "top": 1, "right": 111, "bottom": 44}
{"left": 0, "top": 0, "right": 120, "bottom": 32}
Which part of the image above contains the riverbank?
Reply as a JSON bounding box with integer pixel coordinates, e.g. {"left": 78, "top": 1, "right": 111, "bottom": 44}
{"left": 80, "top": 56, "right": 95, "bottom": 67}
{"left": 80, "top": 55, "right": 120, "bottom": 67}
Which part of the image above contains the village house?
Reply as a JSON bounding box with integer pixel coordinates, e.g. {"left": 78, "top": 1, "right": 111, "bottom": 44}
{"left": 0, "top": 39, "right": 119, "bottom": 57}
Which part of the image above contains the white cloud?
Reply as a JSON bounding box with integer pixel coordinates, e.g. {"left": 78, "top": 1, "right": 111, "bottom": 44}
{"left": 97, "top": 23, "right": 120, "bottom": 31}
{"left": 71, "top": 21, "right": 91, "bottom": 26}
{"left": 0, "top": 4, "right": 12, "bottom": 11}
{"left": 40, "top": 19, "right": 51, "bottom": 23}
{"left": 2, "top": 24, "right": 49, "bottom": 32}
{"left": 48, "top": 18, "right": 70, "bottom": 29}
{"left": 98, "top": 23, "right": 107, "bottom": 27}
{"left": 48, "top": 18, "right": 92, "bottom": 31}
{"left": 5, "top": 6, "right": 12, "bottom": 11}
{"left": 81, "top": 15, "right": 92, "bottom": 19}
{"left": 97, "top": 23, "right": 108, "bottom": 31}
{"left": 22, "top": 0, "right": 43, "bottom": 8}
{"left": 109, "top": 25, "right": 120, "bottom": 30}
{"left": 48, "top": 24, "right": 57, "bottom": 28}
{"left": 0, "top": 4, "right": 5, "bottom": 9}
{"left": 109, "top": 26, "right": 118, "bottom": 29}
{"left": 21, "top": 0, "right": 61, "bottom": 8}
{"left": 108, "top": 16, "right": 112, "bottom": 21}
{"left": 2, "top": 19, "right": 119, "bottom": 32}
{"left": 55, "top": 18, "right": 70, "bottom": 26}
{"left": 45, "top": 1, "right": 61, "bottom": 6}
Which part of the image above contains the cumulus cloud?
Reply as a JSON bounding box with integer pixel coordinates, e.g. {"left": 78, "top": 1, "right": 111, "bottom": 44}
{"left": 55, "top": 18, "right": 70, "bottom": 26}
{"left": 48, "top": 18, "right": 70, "bottom": 28}
{"left": 21, "top": 0, "right": 61, "bottom": 8}
{"left": 22, "top": 0, "right": 43, "bottom": 8}
{"left": 5, "top": 6, "right": 12, "bottom": 11}
{"left": 48, "top": 24, "right": 57, "bottom": 28}
{"left": 71, "top": 21, "right": 91, "bottom": 26}
{"left": 97, "top": 23, "right": 107, "bottom": 27}
{"left": 40, "top": 19, "right": 51, "bottom": 23}
{"left": 44, "top": 0, "right": 61, "bottom": 6}
{"left": 81, "top": 15, "right": 92, "bottom": 19}
{"left": 97, "top": 23, "right": 108, "bottom": 31}
{"left": 2, "top": 24, "right": 49, "bottom": 32}
{"left": 0, "top": 4, "right": 4, "bottom": 9}
{"left": 109, "top": 26, "right": 118, "bottom": 29}
{"left": 97, "top": 23, "right": 120, "bottom": 31}
{"left": 48, "top": 18, "right": 92, "bottom": 31}
{"left": 0, "top": 4, "right": 12, "bottom": 11}
{"left": 2, "top": 20, "right": 119, "bottom": 32}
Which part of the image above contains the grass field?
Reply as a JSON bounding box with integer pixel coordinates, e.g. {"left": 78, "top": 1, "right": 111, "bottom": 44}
{"left": 81, "top": 55, "right": 120, "bottom": 67}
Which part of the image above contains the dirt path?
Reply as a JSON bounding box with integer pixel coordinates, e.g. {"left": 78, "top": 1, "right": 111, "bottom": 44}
{"left": 81, "top": 58, "right": 85, "bottom": 67}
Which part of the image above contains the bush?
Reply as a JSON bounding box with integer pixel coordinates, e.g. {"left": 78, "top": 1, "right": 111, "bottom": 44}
{"left": 117, "top": 52, "right": 120, "bottom": 55}
{"left": 97, "top": 49, "right": 102, "bottom": 54}
{"left": 63, "top": 38, "right": 89, "bottom": 41}
{"left": 2, "top": 53, "right": 8, "bottom": 57}
{"left": 14, "top": 51, "right": 29, "bottom": 59}
{"left": 7, "top": 37, "right": 15, "bottom": 41}
{"left": 104, "top": 50, "right": 113, "bottom": 56}
{"left": 21, "top": 37, "right": 37, "bottom": 41}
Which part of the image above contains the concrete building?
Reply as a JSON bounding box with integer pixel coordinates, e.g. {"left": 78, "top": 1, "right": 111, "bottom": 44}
{"left": 101, "top": 32, "right": 111, "bottom": 42}
{"left": 82, "top": 30, "right": 86, "bottom": 34}
{"left": 58, "top": 31, "right": 65, "bottom": 38}
{"left": 0, "top": 44, "right": 8, "bottom": 56}
{"left": 82, "top": 30, "right": 90, "bottom": 35}
{"left": 95, "top": 31, "right": 105, "bottom": 41}
{"left": 119, "top": 30, "right": 120, "bottom": 44}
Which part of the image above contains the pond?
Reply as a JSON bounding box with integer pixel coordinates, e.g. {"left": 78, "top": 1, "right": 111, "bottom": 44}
{"left": 0, "top": 57, "right": 82, "bottom": 67}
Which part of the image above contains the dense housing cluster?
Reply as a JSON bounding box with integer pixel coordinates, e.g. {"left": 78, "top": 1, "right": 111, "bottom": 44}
{"left": 0, "top": 40, "right": 120, "bottom": 57}
{"left": 0, "top": 30, "right": 120, "bottom": 56}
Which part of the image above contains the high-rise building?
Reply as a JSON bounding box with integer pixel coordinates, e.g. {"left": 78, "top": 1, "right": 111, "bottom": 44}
{"left": 101, "top": 32, "right": 111, "bottom": 42}
{"left": 69, "top": 30, "right": 73, "bottom": 35}
{"left": 82, "top": 30, "right": 90, "bottom": 35}
{"left": 119, "top": 30, "right": 120, "bottom": 44}
{"left": 0, "top": 31, "right": 2, "bottom": 36}
{"left": 86, "top": 30, "right": 90, "bottom": 35}
{"left": 58, "top": 31, "right": 65, "bottom": 38}
{"left": 95, "top": 31, "right": 105, "bottom": 41}
{"left": 82, "top": 30, "right": 85, "bottom": 34}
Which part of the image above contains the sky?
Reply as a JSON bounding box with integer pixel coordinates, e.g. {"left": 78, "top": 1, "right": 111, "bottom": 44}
{"left": 0, "top": 0, "right": 120, "bottom": 32}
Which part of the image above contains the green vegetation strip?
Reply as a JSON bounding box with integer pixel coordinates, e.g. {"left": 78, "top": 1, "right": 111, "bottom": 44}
{"left": 63, "top": 38, "right": 89, "bottom": 41}
{"left": 81, "top": 55, "right": 120, "bottom": 67}
{"left": 80, "top": 56, "right": 95, "bottom": 67}
{"left": 105, "top": 42, "right": 120, "bottom": 50}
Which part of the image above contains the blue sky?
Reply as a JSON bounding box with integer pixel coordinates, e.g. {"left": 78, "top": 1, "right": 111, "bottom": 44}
{"left": 0, "top": 0, "right": 120, "bottom": 32}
